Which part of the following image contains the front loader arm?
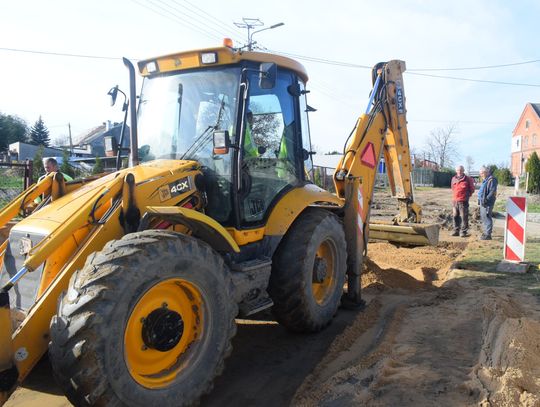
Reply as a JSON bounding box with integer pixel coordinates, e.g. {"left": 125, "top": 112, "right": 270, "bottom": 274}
{"left": 0, "top": 176, "right": 125, "bottom": 404}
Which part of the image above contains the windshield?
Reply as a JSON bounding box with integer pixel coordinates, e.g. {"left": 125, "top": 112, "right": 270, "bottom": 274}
{"left": 137, "top": 67, "right": 241, "bottom": 163}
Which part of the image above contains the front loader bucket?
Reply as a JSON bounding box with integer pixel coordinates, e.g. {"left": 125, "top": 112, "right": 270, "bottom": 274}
{"left": 0, "top": 291, "right": 17, "bottom": 405}
{"left": 369, "top": 221, "right": 440, "bottom": 246}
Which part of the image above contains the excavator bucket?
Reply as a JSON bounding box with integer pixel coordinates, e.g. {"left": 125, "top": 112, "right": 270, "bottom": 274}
{"left": 369, "top": 221, "right": 440, "bottom": 246}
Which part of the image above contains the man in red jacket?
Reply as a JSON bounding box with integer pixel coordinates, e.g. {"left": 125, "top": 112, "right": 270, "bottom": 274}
{"left": 451, "top": 165, "right": 475, "bottom": 237}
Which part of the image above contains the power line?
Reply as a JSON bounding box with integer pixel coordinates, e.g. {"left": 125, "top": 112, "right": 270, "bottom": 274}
{"left": 409, "top": 119, "right": 514, "bottom": 125}
{"left": 271, "top": 48, "right": 540, "bottom": 87}
{"left": 3, "top": 44, "right": 540, "bottom": 88}
{"left": 408, "top": 59, "right": 540, "bottom": 72}
{"left": 0, "top": 46, "right": 126, "bottom": 60}
{"left": 173, "top": 0, "right": 245, "bottom": 42}
{"left": 130, "top": 0, "right": 222, "bottom": 42}
{"left": 269, "top": 48, "right": 371, "bottom": 69}
{"left": 405, "top": 71, "right": 540, "bottom": 87}
{"left": 151, "top": 0, "right": 236, "bottom": 43}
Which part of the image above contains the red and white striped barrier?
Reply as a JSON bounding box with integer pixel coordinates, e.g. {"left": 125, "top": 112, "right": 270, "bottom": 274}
{"left": 503, "top": 196, "right": 527, "bottom": 262}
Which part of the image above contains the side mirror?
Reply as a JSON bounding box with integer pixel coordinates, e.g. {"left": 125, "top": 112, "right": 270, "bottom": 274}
{"left": 213, "top": 130, "right": 230, "bottom": 155}
{"left": 259, "top": 62, "right": 277, "bottom": 89}
{"left": 107, "top": 85, "right": 119, "bottom": 106}
{"left": 302, "top": 148, "right": 316, "bottom": 161}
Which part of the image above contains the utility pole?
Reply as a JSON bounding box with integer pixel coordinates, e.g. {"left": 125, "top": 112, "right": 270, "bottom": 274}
{"left": 234, "top": 18, "right": 284, "bottom": 50}
{"left": 68, "top": 123, "right": 74, "bottom": 154}
{"left": 234, "top": 18, "right": 263, "bottom": 50}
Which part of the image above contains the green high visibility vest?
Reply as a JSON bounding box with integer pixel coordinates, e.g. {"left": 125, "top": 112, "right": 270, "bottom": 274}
{"left": 277, "top": 131, "right": 295, "bottom": 178}
{"left": 244, "top": 122, "right": 259, "bottom": 158}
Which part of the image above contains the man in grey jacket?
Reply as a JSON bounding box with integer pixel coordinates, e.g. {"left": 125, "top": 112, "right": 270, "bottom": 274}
{"left": 478, "top": 166, "right": 498, "bottom": 240}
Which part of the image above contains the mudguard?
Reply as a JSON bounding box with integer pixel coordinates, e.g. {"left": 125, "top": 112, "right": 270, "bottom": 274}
{"left": 144, "top": 206, "right": 240, "bottom": 253}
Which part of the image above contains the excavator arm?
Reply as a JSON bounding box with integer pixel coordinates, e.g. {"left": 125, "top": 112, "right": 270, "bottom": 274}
{"left": 334, "top": 60, "right": 419, "bottom": 221}
{"left": 333, "top": 60, "right": 439, "bottom": 305}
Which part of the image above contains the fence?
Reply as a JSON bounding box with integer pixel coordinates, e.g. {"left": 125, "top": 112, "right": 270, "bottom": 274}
{"left": 313, "top": 166, "right": 388, "bottom": 192}
{"left": 0, "top": 160, "right": 33, "bottom": 209}
{"left": 313, "top": 166, "right": 336, "bottom": 193}
{"left": 412, "top": 168, "right": 435, "bottom": 186}
{"left": 313, "top": 165, "right": 453, "bottom": 190}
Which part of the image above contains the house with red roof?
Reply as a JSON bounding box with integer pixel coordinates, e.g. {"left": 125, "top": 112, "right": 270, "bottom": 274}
{"left": 511, "top": 103, "right": 540, "bottom": 176}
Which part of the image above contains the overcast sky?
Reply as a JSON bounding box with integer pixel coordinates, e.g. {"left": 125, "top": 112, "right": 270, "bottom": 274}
{"left": 1, "top": 0, "right": 540, "bottom": 170}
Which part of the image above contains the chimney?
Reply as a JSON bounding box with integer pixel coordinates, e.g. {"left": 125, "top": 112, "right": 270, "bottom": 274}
{"left": 105, "top": 120, "right": 111, "bottom": 131}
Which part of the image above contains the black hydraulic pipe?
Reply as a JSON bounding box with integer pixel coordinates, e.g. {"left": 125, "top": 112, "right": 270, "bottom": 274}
{"left": 122, "top": 58, "right": 139, "bottom": 167}
{"left": 116, "top": 99, "right": 129, "bottom": 171}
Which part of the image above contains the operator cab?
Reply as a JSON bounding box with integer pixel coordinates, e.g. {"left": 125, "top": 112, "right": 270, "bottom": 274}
{"left": 136, "top": 47, "right": 314, "bottom": 230}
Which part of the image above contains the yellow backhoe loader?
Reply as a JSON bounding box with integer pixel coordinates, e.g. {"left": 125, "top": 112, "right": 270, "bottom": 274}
{"left": 0, "top": 42, "right": 438, "bottom": 406}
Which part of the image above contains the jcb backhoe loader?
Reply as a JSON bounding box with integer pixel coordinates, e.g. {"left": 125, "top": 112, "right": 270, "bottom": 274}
{"left": 0, "top": 43, "right": 438, "bottom": 406}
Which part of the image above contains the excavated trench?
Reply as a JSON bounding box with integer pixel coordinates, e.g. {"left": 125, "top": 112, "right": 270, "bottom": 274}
{"left": 291, "top": 242, "right": 540, "bottom": 407}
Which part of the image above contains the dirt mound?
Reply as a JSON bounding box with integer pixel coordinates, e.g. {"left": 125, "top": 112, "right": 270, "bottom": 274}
{"left": 365, "top": 242, "right": 463, "bottom": 285}
{"left": 362, "top": 258, "right": 430, "bottom": 291}
{"left": 468, "top": 293, "right": 540, "bottom": 406}
{"left": 369, "top": 242, "right": 461, "bottom": 271}
{"left": 292, "top": 286, "right": 485, "bottom": 406}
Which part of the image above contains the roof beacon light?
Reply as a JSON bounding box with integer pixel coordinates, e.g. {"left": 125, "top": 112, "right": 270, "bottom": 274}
{"left": 201, "top": 52, "right": 217, "bottom": 64}
{"left": 223, "top": 38, "right": 234, "bottom": 48}
{"left": 146, "top": 61, "right": 158, "bottom": 73}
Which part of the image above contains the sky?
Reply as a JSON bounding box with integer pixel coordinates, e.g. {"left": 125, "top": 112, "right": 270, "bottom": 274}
{"left": 2, "top": 0, "right": 540, "bottom": 170}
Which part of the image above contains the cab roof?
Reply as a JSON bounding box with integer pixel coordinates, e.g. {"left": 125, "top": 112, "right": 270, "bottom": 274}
{"left": 137, "top": 46, "right": 308, "bottom": 82}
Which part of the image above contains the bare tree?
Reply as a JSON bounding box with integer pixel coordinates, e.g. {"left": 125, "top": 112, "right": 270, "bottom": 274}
{"left": 465, "top": 155, "right": 474, "bottom": 174}
{"left": 424, "top": 123, "right": 459, "bottom": 170}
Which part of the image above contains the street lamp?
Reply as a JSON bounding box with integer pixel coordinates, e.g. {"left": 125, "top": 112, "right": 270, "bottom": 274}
{"left": 249, "top": 22, "right": 284, "bottom": 50}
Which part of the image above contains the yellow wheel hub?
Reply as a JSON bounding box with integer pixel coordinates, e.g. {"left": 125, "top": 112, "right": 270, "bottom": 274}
{"left": 124, "top": 278, "right": 204, "bottom": 388}
{"left": 312, "top": 240, "right": 337, "bottom": 304}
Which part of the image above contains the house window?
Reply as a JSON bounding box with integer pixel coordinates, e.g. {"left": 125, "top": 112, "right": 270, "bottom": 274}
{"left": 525, "top": 119, "right": 531, "bottom": 129}
{"left": 524, "top": 136, "right": 529, "bottom": 148}
{"left": 534, "top": 134, "right": 538, "bottom": 146}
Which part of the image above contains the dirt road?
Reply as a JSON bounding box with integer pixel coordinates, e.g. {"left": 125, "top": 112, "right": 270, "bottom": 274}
{"left": 6, "top": 187, "right": 540, "bottom": 406}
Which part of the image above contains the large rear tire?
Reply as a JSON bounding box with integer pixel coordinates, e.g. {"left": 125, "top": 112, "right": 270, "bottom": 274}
{"left": 49, "top": 230, "right": 237, "bottom": 407}
{"left": 268, "top": 209, "right": 347, "bottom": 332}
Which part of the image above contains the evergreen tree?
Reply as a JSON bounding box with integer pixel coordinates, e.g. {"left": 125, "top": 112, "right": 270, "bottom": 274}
{"left": 60, "top": 149, "right": 75, "bottom": 178}
{"left": 32, "top": 146, "right": 45, "bottom": 181}
{"left": 526, "top": 152, "right": 540, "bottom": 194}
{"left": 29, "top": 116, "right": 51, "bottom": 147}
{"left": 493, "top": 167, "right": 513, "bottom": 186}
{"left": 92, "top": 157, "right": 104, "bottom": 175}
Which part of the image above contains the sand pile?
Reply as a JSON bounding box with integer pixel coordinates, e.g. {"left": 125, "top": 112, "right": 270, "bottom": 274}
{"left": 362, "top": 258, "right": 430, "bottom": 291}
{"left": 469, "top": 294, "right": 540, "bottom": 406}
{"left": 365, "top": 242, "right": 462, "bottom": 285}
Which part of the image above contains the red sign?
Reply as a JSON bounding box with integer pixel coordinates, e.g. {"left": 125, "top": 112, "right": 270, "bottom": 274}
{"left": 504, "top": 196, "right": 526, "bottom": 262}
{"left": 360, "top": 142, "right": 376, "bottom": 168}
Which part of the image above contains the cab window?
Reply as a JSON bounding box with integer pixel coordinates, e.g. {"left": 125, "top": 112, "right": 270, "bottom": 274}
{"left": 240, "top": 70, "right": 300, "bottom": 224}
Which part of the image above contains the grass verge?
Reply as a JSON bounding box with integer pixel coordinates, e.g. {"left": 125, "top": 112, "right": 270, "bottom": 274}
{"left": 494, "top": 198, "right": 540, "bottom": 213}
{"left": 452, "top": 237, "right": 540, "bottom": 298}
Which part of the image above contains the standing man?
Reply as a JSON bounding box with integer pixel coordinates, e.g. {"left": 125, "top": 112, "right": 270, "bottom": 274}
{"left": 478, "top": 166, "right": 498, "bottom": 240}
{"left": 451, "top": 165, "right": 475, "bottom": 237}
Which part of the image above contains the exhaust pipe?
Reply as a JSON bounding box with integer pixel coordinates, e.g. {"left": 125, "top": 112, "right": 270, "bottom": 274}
{"left": 0, "top": 290, "right": 17, "bottom": 405}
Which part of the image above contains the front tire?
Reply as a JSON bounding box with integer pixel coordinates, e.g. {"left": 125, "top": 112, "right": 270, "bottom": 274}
{"left": 49, "top": 230, "right": 237, "bottom": 407}
{"left": 269, "top": 209, "right": 347, "bottom": 332}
